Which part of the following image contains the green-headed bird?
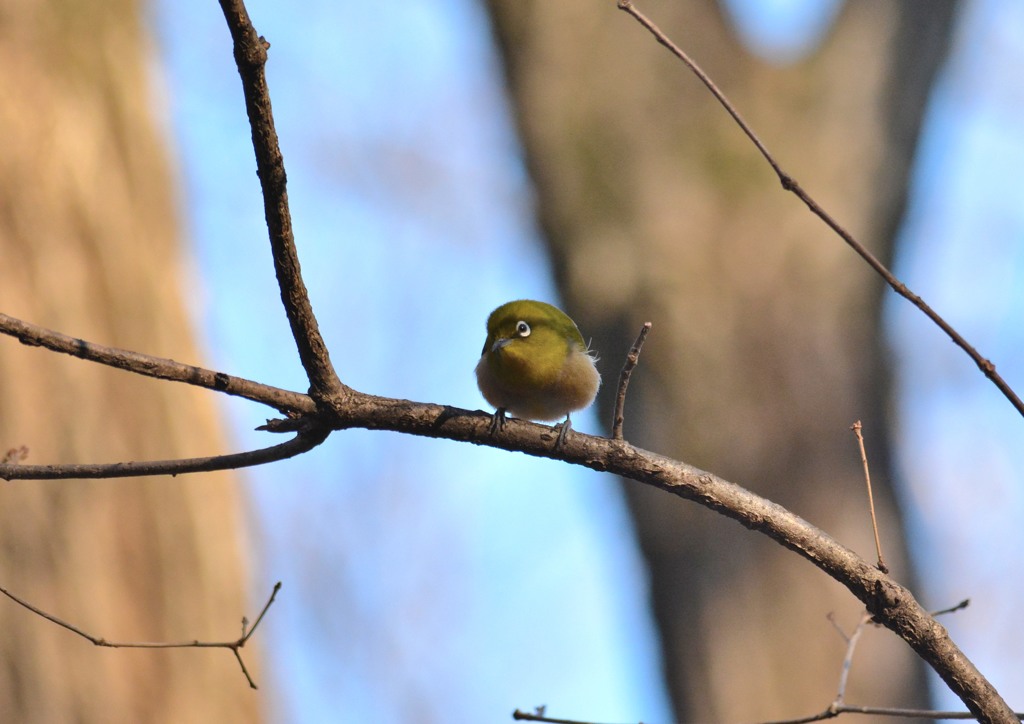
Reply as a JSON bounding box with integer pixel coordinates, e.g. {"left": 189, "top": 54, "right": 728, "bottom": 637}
{"left": 476, "top": 300, "right": 600, "bottom": 447}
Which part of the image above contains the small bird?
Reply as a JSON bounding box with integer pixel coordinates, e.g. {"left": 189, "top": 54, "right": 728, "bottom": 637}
{"left": 475, "top": 299, "right": 600, "bottom": 446}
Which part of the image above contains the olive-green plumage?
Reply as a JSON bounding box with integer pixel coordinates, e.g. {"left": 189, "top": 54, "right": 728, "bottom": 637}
{"left": 475, "top": 300, "right": 600, "bottom": 425}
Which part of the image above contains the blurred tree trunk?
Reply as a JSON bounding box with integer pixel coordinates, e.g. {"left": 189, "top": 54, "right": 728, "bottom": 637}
{"left": 0, "top": 1, "right": 259, "bottom": 721}
{"left": 485, "top": 1, "right": 958, "bottom": 720}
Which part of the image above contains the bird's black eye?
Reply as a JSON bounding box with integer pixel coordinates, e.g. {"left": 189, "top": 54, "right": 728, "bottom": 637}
{"left": 516, "top": 321, "right": 531, "bottom": 337}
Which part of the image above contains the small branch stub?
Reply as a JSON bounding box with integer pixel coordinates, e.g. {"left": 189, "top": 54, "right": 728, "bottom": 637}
{"left": 2, "top": 445, "right": 28, "bottom": 465}
{"left": 612, "top": 322, "right": 652, "bottom": 440}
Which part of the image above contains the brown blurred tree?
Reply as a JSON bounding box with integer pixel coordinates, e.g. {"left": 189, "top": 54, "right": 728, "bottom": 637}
{"left": 0, "top": 0, "right": 259, "bottom": 721}
{"left": 485, "top": 0, "right": 959, "bottom": 720}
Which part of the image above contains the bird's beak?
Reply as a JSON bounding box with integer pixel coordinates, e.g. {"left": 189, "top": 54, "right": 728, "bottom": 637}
{"left": 491, "top": 337, "right": 511, "bottom": 354}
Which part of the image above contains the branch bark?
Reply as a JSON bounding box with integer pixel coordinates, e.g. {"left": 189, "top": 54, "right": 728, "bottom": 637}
{"left": 0, "top": 372, "right": 1013, "bottom": 718}
{"left": 0, "top": 429, "right": 326, "bottom": 480}
{"left": 216, "top": 0, "right": 344, "bottom": 403}
{"left": 0, "top": 313, "right": 314, "bottom": 415}
{"left": 326, "top": 396, "right": 1020, "bottom": 722}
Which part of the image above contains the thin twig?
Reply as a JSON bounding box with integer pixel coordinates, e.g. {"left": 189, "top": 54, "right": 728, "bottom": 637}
{"left": 760, "top": 605, "right": 994, "bottom": 724}
{"left": 615, "top": 1, "right": 779, "bottom": 175}
{"left": 850, "top": 421, "right": 887, "bottom": 573}
{"left": 0, "top": 429, "right": 327, "bottom": 480}
{"left": 217, "top": 0, "right": 345, "bottom": 402}
{"left": 612, "top": 322, "right": 652, "bottom": 440}
{"left": 615, "top": 0, "right": 1024, "bottom": 421}
{"left": 0, "top": 313, "right": 315, "bottom": 416}
{"left": 516, "top": 699, "right": 1024, "bottom": 724}
{"left": 761, "top": 704, "right": 1010, "bottom": 723}
{"left": 512, "top": 709, "right": 610, "bottom": 724}
{"left": 833, "top": 613, "right": 872, "bottom": 708}
{"left": 0, "top": 581, "right": 283, "bottom": 689}
{"left": 825, "top": 611, "right": 851, "bottom": 643}
{"left": 932, "top": 599, "right": 970, "bottom": 617}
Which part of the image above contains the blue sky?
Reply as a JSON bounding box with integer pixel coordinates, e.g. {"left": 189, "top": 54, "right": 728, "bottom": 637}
{"left": 887, "top": 0, "right": 1024, "bottom": 709}
{"left": 152, "top": 0, "right": 1024, "bottom": 720}
{"left": 154, "top": 1, "right": 668, "bottom": 722}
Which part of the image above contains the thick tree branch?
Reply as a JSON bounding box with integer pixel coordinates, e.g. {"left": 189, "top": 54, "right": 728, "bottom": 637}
{"left": 616, "top": 0, "right": 1024, "bottom": 421}
{"left": 216, "top": 0, "right": 344, "bottom": 403}
{"left": 317, "top": 392, "right": 1012, "bottom": 722}
{"left": 8, "top": 369, "right": 998, "bottom": 721}
{"left": 0, "top": 313, "right": 315, "bottom": 415}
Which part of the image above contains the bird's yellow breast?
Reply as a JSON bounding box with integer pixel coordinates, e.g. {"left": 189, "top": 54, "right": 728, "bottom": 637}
{"left": 476, "top": 332, "right": 600, "bottom": 422}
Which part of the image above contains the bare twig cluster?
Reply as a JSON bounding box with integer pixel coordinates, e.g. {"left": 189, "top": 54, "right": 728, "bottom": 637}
{"left": 0, "top": 582, "right": 282, "bottom": 689}
{"left": 513, "top": 605, "right": 1021, "bottom": 724}
{"left": 0, "top": 0, "right": 1018, "bottom": 720}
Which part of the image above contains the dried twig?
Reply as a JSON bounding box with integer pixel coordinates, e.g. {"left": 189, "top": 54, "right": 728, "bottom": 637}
{"left": 933, "top": 599, "right": 970, "bottom": 617}
{"left": 761, "top": 605, "right": 1020, "bottom": 724}
{"left": 522, "top": 607, "right": 993, "bottom": 724}
{"left": 512, "top": 708, "right": 607, "bottom": 724}
{"left": 612, "top": 322, "right": 652, "bottom": 440}
{"left": 833, "top": 612, "right": 872, "bottom": 709}
{"left": 0, "top": 581, "right": 283, "bottom": 689}
{"left": 850, "top": 421, "right": 887, "bottom": 573}
{"left": 764, "top": 704, "right": 996, "bottom": 723}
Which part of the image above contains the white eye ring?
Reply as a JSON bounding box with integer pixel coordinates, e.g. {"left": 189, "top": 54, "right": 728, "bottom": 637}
{"left": 515, "top": 321, "right": 531, "bottom": 337}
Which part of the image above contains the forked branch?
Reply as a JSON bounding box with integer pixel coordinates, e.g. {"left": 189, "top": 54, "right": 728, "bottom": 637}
{"left": 0, "top": 582, "right": 283, "bottom": 689}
